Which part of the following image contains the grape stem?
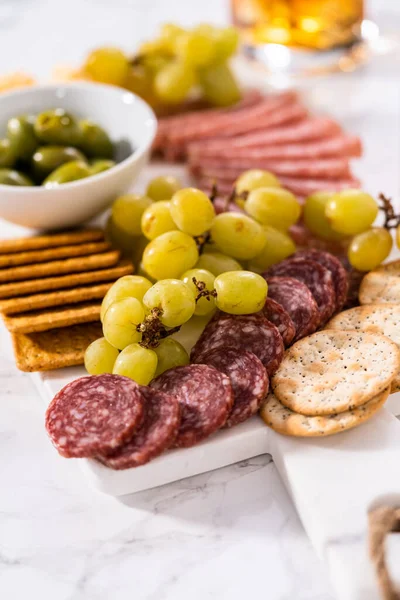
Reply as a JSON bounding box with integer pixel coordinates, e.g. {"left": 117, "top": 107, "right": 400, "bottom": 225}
{"left": 379, "top": 193, "right": 400, "bottom": 229}
{"left": 137, "top": 308, "right": 180, "bottom": 349}
{"left": 192, "top": 277, "right": 217, "bottom": 303}
{"left": 194, "top": 232, "right": 212, "bottom": 255}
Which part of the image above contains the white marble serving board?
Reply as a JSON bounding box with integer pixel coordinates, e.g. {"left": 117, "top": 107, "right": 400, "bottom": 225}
{"left": 16, "top": 71, "right": 400, "bottom": 597}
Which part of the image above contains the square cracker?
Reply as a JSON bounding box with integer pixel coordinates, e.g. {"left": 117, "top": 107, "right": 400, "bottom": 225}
{"left": 0, "top": 241, "right": 112, "bottom": 268}
{"left": 0, "top": 260, "right": 133, "bottom": 299}
{"left": 0, "top": 250, "right": 120, "bottom": 283}
{"left": 12, "top": 322, "right": 103, "bottom": 372}
{"left": 0, "top": 228, "right": 104, "bottom": 254}
{"left": 3, "top": 301, "right": 102, "bottom": 333}
{"left": 0, "top": 282, "right": 113, "bottom": 314}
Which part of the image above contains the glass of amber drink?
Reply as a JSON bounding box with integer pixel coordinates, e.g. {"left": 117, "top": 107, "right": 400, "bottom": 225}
{"left": 231, "top": 0, "right": 365, "bottom": 75}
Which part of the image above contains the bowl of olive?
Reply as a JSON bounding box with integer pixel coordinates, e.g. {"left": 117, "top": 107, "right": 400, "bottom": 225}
{"left": 0, "top": 83, "right": 157, "bottom": 229}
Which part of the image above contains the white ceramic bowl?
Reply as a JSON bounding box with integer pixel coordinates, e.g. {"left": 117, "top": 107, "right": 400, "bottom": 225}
{"left": 0, "top": 83, "right": 157, "bottom": 230}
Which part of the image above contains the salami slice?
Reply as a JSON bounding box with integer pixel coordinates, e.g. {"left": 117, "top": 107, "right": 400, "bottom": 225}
{"left": 151, "top": 364, "right": 233, "bottom": 448}
{"left": 265, "top": 258, "right": 336, "bottom": 325}
{"left": 191, "top": 313, "right": 284, "bottom": 376}
{"left": 262, "top": 297, "right": 296, "bottom": 346}
{"left": 45, "top": 374, "right": 144, "bottom": 458}
{"left": 199, "top": 347, "right": 269, "bottom": 428}
{"left": 293, "top": 249, "right": 349, "bottom": 312}
{"left": 96, "top": 387, "right": 180, "bottom": 469}
{"left": 266, "top": 276, "right": 320, "bottom": 341}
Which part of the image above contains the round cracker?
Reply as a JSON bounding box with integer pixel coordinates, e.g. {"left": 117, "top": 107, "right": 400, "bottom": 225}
{"left": 272, "top": 330, "right": 400, "bottom": 416}
{"left": 359, "top": 261, "right": 400, "bottom": 305}
{"left": 326, "top": 304, "right": 400, "bottom": 344}
{"left": 260, "top": 387, "right": 390, "bottom": 437}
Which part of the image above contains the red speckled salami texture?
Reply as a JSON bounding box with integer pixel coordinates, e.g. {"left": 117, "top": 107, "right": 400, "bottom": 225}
{"left": 97, "top": 387, "right": 180, "bottom": 470}
{"left": 264, "top": 257, "right": 336, "bottom": 326}
{"left": 151, "top": 364, "right": 233, "bottom": 448}
{"left": 199, "top": 347, "right": 269, "bottom": 428}
{"left": 293, "top": 249, "right": 349, "bottom": 312}
{"left": 262, "top": 297, "right": 296, "bottom": 346}
{"left": 191, "top": 312, "right": 284, "bottom": 376}
{"left": 266, "top": 276, "right": 320, "bottom": 342}
{"left": 45, "top": 374, "right": 144, "bottom": 458}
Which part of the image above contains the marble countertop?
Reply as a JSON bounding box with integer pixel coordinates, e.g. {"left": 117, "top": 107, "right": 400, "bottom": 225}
{"left": 0, "top": 1, "right": 399, "bottom": 598}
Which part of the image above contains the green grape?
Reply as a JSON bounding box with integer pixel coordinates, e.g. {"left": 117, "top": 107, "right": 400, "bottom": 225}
{"left": 113, "top": 343, "right": 158, "bottom": 385}
{"left": 214, "top": 271, "right": 268, "bottom": 314}
{"left": 181, "top": 268, "right": 216, "bottom": 316}
{"left": 170, "top": 188, "right": 215, "bottom": 236}
{"left": 347, "top": 227, "right": 392, "bottom": 271}
{"left": 102, "top": 297, "right": 145, "bottom": 349}
{"left": 154, "top": 61, "right": 196, "bottom": 104}
{"left": 105, "top": 216, "right": 140, "bottom": 257}
{"left": 198, "top": 63, "right": 241, "bottom": 107}
{"left": 100, "top": 275, "right": 153, "bottom": 322}
{"left": 213, "top": 26, "right": 240, "bottom": 62}
{"left": 142, "top": 230, "right": 199, "bottom": 280}
{"left": 111, "top": 194, "right": 153, "bottom": 237}
{"left": 244, "top": 187, "right": 301, "bottom": 231}
{"left": 141, "top": 201, "right": 177, "bottom": 240}
{"left": 210, "top": 213, "right": 266, "bottom": 260}
{"left": 84, "top": 47, "right": 130, "bottom": 85}
{"left": 248, "top": 226, "right": 296, "bottom": 272}
{"left": 131, "top": 235, "right": 149, "bottom": 268}
{"left": 159, "top": 23, "right": 185, "bottom": 52}
{"left": 235, "top": 170, "right": 281, "bottom": 195}
{"left": 303, "top": 191, "right": 347, "bottom": 241}
{"left": 325, "top": 189, "right": 379, "bottom": 235}
{"left": 154, "top": 337, "right": 189, "bottom": 377}
{"left": 143, "top": 279, "right": 195, "bottom": 327}
{"left": 146, "top": 175, "right": 182, "bottom": 201}
{"left": 195, "top": 251, "right": 243, "bottom": 276}
{"left": 175, "top": 31, "right": 215, "bottom": 67}
{"left": 84, "top": 337, "right": 119, "bottom": 375}
{"left": 137, "top": 261, "right": 156, "bottom": 282}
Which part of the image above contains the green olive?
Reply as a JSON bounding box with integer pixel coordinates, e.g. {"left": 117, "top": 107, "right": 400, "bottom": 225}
{"left": 7, "top": 116, "right": 38, "bottom": 161}
{"left": 32, "top": 146, "right": 87, "bottom": 181}
{"left": 34, "top": 109, "right": 83, "bottom": 146}
{"left": 43, "top": 160, "right": 91, "bottom": 187}
{"left": 0, "top": 168, "right": 33, "bottom": 186}
{"left": 0, "top": 139, "right": 16, "bottom": 168}
{"left": 79, "top": 120, "right": 113, "bottom": 158}
{"left": 90, "top": 159, "right": 115, "bottom": 175}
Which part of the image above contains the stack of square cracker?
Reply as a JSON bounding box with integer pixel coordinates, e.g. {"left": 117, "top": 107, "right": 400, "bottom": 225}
{"left": 0, "top": 228, "right": 133, "bottom": 372}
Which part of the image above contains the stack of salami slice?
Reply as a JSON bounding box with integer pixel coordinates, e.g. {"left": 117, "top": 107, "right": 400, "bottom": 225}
{"left": 153, "top": 90, "right": 362, "bottom": 199}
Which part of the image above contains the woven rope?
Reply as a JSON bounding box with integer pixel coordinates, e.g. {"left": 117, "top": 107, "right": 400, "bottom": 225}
{"left": 369, "top": 507, "right": 400, "bottom": 600}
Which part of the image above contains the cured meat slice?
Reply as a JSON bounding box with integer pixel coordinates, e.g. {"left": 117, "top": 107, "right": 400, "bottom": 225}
{"left": 266, "top": 276, "right": 320, "bottom": 341}
{"left": 190, "top": 158, "right": 351, "bottom": 180}
{"left": 192, "top": 135, "right": 362, "bottom": 161}
{"left": 167, "top": 92, "right": 298, "bottom": 144}
{"left": 262, "top": 297, "right": 296, "bottom": 346}
{"left": 45, "top": 374, "right": 144, "bottom": 458}
{"left": 191, "top": 313, "right": 284, "bottom": 376}
{"left": 96, "top": 387, "right": 180, "bottom": 469}
{"left": 199, "top": 347, "right": 269, "bottom": 428}
{"left": 265, "top": 258, "right": 336, "bottom": 325}
{"left": 151, "top": 364, "right": 233, "bottom": 448}
{"left": 293, "top": 249, "right": 349, "bottom": 312}
{"left": 154, "top": 89, "right": 263, "bottom": 149}
{"left": 188, "top": 117, "right": 341, "bottom": 155}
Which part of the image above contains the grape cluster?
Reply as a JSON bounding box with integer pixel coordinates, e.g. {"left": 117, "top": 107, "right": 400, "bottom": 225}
{"left": 304, "top": 189, "right": 393, "bottom": 271}
{"left": 86, "top": 169, "right": 392, "bottom": 385}
{"left": 77, "top": 24, "right": 240, "bottom": 110}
